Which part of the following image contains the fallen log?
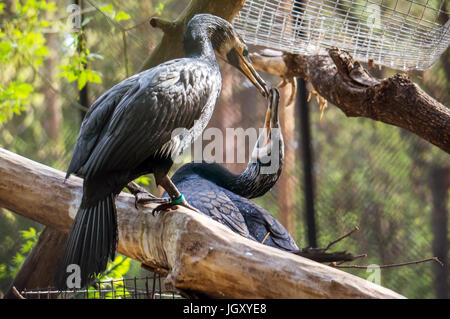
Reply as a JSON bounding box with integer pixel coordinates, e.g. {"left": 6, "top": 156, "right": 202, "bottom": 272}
{"left": 0, "top": 148, "right": 404, "bottom": 298}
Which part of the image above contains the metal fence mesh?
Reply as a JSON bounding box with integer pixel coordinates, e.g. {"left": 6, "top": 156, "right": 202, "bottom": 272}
{"left": 20, "top": 276, "right": 183, "bottom": 299}
{"left": 233, "top": 0, "right": 450, "bottom": 70}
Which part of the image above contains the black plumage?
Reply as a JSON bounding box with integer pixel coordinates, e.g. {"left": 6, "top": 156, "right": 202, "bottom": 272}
{"left": 170, "top": 88, "right": 299, "bottom": 252}
{"left": 170, "top": 89, "right": 355, "bottom": 263}
{"left": 56, "top": 14, "right": 268, "bottom": 289}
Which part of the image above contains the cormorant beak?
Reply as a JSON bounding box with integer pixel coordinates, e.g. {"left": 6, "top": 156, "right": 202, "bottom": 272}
{"left": 229, "top": 49, "right": 269, "bottom": 97}
{"left": 264, "top": 88, "right": 280, "bottom": 141}
{"left": 251, "top": 87, "right": 282, "bottom": 161}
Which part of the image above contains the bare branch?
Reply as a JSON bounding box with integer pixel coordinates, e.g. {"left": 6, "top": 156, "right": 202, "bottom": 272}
{"left": 250, "top": 48, "right": 450, "bottom": 153}
{"left": 324, "top": 226, "right": 360, "bottom": 251}
{"left": 11, "top": 287, "right": 25, "bottom": 299}
{"left": 331, "top": 257, "right": 443, "bottom": 270}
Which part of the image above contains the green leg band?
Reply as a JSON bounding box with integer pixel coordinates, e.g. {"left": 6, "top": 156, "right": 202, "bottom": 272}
{"left": 172, "top": 193, "right": 184, "bottom": 204}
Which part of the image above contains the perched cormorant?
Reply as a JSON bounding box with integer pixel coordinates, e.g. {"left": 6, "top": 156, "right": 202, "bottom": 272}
{"left": 169, "top": 88, "right": 296, "bottom": 251}
{"left": 56, "top": 14, "right": 269, "bottom": 289}
{"left": 167, "top": 89, "right": 354, "bottom": 262}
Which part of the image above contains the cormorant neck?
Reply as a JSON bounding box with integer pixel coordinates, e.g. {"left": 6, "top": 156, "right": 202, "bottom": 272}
{"left": 183, "top": 29, "right": 216, "bottom": 61}
{"left": 175, "top": 157, "right": 282, "bottom": 200}
{"left": 183, "top": 15, "right": 233, "bottom": 66}
{"left": 227, "top": 159, "right": 283, "bottom": 199}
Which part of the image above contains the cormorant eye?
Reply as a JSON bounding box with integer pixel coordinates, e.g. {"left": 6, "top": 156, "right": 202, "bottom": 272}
{"left": 243, "top": 49, "right": 248, "bottom": 57}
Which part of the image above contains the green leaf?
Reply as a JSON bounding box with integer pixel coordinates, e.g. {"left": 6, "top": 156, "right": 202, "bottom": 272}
{"left": 115, "top": 11, "right": 130, "bottom": 21}
{"left": 82, "top": 16, "right": 93, "bottom": 27}
{"left": 21, "top": 227, "right": 37, "bottom": 239}
{"left": 78, "top": 70, "right": 87, "bottom": 90}
{"left": 35, "top": 45, "right": 49, "bottom": 57}
{"left": 9, "top": 82, "right": 34, "bottom": 99}
{"left": 100, "top": 4, "right": 114, "bottom": 13}
{"left": 134, "top": 176, "right": 150, "bottom": 185}
{"left": 0, "top": 41, "right": 12, "bottom": 61}
{"left": 85, "top": 69, "right": 102, "bottom": 83}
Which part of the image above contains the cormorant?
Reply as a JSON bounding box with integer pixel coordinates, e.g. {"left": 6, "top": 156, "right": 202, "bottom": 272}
{"left": 56, "top": 14, "right": 269, "bottom": 289}
{"left": 166, "top": 88, "right": 354, "bottom": 262}
{"left": 169, "top": 88, "right": 296, "bottom": 251}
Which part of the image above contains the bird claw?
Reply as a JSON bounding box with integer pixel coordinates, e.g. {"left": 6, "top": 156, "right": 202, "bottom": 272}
{"left": 151, "top": 201, "right": 177, "bottom": 216}
{"left": 134, "top": 193, "right": 170, "bottom": 210}
{"left": 151, "top": 199, "right": 201, "bottom": 216}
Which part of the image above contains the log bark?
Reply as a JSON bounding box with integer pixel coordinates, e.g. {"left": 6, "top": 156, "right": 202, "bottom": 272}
{"left": 0, "top": 148, "right": 404, "bottom": 298}
{"left": 250, "top": 48, "right": 450, "bottom": 154}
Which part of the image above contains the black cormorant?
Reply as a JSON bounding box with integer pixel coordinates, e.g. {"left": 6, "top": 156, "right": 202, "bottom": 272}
{"left": 167, "top": 89, "right": 354, "bottom": 262}
{"left": 169, "top": 88, "right": 296, "bottom": 251}
{"left": 56, "top": 14, "right": 269, "bottom": 289}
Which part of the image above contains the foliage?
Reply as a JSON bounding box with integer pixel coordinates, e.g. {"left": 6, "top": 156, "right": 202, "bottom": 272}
{"left": 0, "top": 227, "right": 40, "bottom": 281}
{"left": 0, "top": 0, "right": 54, "bottom": 124}
{"left": 85, "top": 255, "right": 132, "bottom": 299}
{"left": 58, "top": 32, "right": 103, "bottom": 91}
{"left": 99, "top": 3, "right": 131, "bottom": 22}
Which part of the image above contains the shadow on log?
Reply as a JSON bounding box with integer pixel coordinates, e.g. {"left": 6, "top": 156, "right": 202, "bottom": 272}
{"left": 0, "top": 148, "right": 404, "bottom": 298}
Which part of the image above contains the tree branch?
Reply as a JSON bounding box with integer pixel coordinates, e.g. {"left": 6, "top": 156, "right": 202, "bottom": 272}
{"left": 250, "top": 48, "right": 450, "bottom": 153}
{"left": 0, "top": 148, "right": 405, "bottom": 298}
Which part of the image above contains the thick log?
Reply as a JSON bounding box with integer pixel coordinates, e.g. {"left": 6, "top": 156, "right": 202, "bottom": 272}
{"left": 0, "top": 148, "right": 404, "bottom": 298}
{"left": 250, "top": 48, "right": 450, "bottom": 153}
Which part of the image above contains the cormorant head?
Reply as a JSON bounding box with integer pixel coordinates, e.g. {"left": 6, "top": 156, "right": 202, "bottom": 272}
{"left": 231, "top": 87, "right": 283, "bottom": 199}
{"left": 185, "top": 14, "right": 269, "bottom": 97}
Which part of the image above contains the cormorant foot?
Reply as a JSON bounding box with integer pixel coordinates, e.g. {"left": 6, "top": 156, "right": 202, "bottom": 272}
{"left": 126, "top": 182, "right": 166, "bottom": 209}
{"left": 134, "top": 193, "right": 170, "bottom": 210}
{"left": 152, "top": 196, "right": 201, "bottom": 216}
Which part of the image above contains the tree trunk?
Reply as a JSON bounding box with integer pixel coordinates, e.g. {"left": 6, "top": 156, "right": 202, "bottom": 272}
{"left": 0, "top": 148, "right": 404, "bottom": 299}
{"left": 4, "top": 227, "right": 67, "bottom": 299}
{"left": 278, "top": 86, "right": 297, "bottom": 239}
{"left": 42, "top": 33, "right": 62, "bottom": 141}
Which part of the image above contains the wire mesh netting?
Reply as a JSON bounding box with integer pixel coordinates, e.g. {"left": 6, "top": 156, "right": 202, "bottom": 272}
{"left": 19, "top": 276, "right": 183, "bottom": 299}
{"left": 233, "top": 0, "right": 450, "bottom": 70}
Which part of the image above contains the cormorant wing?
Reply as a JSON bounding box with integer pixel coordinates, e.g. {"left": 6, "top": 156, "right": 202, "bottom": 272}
{"left": 67, "top": 73, "right": 141, "bottom": 177}
{"left": 70, "top": 59, "right": 217, "bottom": 179}
{"left": 177, "top": 178, "right": 252, "bottom": 239}
{"left": 231, "top": 195, "right": 299, "bottom": 251}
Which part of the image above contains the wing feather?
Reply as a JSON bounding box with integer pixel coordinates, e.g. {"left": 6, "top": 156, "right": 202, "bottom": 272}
{"left": 66, "top": 72, "right": 143, "bottom": 176}
{"left": 81, "top": 59, "right": 214, "bottom": 179}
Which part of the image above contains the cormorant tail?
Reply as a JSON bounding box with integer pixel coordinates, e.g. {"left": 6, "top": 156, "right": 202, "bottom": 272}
{"left": 55, "top": 194, "right": 117, "bottom": 290}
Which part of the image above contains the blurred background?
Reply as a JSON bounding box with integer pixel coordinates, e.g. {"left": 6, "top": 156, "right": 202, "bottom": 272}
{"left": 0, "top": 0, "right": 448, "bottom": 298}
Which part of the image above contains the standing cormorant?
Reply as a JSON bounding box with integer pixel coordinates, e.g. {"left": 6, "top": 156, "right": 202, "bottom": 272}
{"left": 56, "top": 14, "right": 269, "bottom": 289}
